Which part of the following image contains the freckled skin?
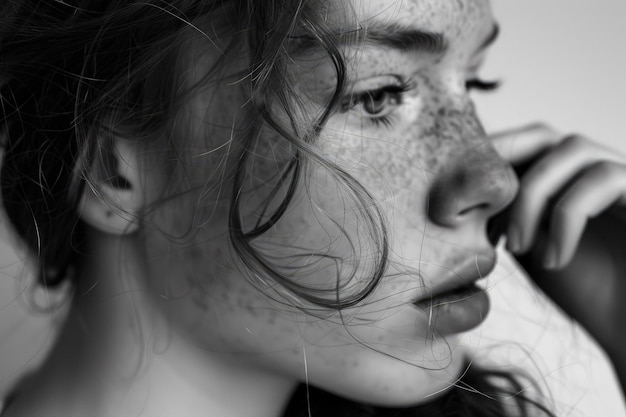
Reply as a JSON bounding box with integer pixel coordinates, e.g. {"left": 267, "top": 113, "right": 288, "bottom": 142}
{"left": 140, "top": 0, "right": 518, "bottom": 407}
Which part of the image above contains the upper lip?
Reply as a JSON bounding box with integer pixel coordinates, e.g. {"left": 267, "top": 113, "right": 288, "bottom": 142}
{"left": 414, "top": 252, "right": 497, "bottom": 303}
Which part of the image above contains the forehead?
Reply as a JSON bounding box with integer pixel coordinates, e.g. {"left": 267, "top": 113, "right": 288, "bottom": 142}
{"left": 351, "top": 0, "right": 490, "bottom": 24}
{"left": 328, "top": 0, "right": 493, "bottom": 39}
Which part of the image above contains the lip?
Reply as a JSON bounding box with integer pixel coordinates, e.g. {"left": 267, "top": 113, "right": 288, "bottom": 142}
{"left": 414, "top": 253, "right": 497, "bottom": 304}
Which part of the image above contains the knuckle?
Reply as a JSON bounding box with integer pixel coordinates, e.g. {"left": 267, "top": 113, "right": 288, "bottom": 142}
{"left": 552, "top": 196, "right": 581, "bottom": 220}
{"left": 552, "top": 197, "right": 571, "bottom": 214}
{"left": 527, "top": 121, "right": 559, "bottom": 139}
{"left": 588, "top": 160, "right": 620, "bottom": 178}
{"left": 560, "top": 133, "right": 588, "bottom": 148}
{"left": 527, "top": 121, "right": 553, "bottom": 133}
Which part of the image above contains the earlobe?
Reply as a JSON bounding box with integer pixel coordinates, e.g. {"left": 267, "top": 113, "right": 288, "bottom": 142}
{"left": 78, "top": 134, "right": 144, "bottom": 236}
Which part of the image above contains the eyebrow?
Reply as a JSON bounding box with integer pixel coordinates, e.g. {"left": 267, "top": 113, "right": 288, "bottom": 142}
{"left": 291, "top": 22, "right": 499, "bottom": 57}
{"left": 290, "top": 23, "right": 447, "bottom": 56}
{"left": 350, "top": 23, "right": 448, "bottom": 55}
{"left": 363, "top": 21, "right": 500, "bottom": 55}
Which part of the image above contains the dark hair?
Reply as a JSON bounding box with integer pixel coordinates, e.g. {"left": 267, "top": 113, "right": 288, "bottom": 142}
{"left": 0, "top": 0, "right": 227, "bottom": 286}
{"left": 0, "top": 1, "right": 556, "bottom": 416}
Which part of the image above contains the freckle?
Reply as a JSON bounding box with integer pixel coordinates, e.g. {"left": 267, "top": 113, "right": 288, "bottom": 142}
{"left": 351, "top": 360, "right": 359, "bottom": 368}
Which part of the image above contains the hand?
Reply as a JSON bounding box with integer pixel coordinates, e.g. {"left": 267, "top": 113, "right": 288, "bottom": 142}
{"left": 490, "top": 123, "right": 626, "bottom": 362}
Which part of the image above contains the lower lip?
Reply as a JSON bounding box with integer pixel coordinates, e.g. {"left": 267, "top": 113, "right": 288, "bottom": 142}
{"left": 414, "top": 284, "right": 490, "bottom": 335}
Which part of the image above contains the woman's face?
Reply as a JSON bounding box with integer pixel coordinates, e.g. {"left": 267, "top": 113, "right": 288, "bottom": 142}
{"left": 142, "top": 0, "right": 518, "bottom": 406}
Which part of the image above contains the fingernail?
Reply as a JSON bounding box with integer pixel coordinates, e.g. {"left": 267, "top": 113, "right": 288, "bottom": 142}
{"left": 543, "top": 242, "right": 559, "bottom": 270}
{"left": 506, "top": 224, "right": 521, "bottom": 253}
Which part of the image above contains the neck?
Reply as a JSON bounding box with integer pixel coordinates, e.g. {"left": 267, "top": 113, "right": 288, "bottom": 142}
{"left": 11, "top": 231, "right": 296, "bottom": 417}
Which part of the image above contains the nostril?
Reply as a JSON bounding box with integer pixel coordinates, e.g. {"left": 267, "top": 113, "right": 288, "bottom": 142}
{"left": 458, "top": 202, "right": 490, "bottom": 217}
{"left": 427, "top": 156, "right": 518, "bottom": 228}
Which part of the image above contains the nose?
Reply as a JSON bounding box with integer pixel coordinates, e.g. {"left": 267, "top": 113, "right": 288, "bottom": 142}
{"left": 427, "top": 140, "right": 519, "bottom": 228}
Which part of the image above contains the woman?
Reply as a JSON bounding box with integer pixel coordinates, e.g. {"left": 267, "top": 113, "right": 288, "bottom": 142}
{"left": 1, "top": 0, "right": 625, "bottom": 415}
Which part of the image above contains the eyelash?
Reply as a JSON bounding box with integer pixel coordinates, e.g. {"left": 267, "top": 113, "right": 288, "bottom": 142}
{"left": 465, "top": 78, "right": 500, "bottom": 92}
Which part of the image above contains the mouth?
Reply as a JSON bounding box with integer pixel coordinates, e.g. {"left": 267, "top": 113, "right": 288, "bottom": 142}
{"left": 413, "top": 255, "right": 496, "bottom": 335}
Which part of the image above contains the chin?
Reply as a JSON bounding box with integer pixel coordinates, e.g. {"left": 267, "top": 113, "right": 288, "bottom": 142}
{"left": 315, "top": 346, "right": 469, "bottom": 408}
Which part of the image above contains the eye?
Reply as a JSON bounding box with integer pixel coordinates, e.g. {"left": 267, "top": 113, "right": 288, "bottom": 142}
{"left": 340, "top": 79, "right": 412, "bottom": 127}
{"left": 360, "top": 88, "right": 401, "bottom": 115}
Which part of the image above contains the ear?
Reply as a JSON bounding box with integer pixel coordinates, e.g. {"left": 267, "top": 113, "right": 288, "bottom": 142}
{"left": 78, "top": 133, "right": 144, "bottom": 235}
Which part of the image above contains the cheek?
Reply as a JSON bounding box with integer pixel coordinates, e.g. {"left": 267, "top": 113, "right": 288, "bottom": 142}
{"left": 322, "top": 104, "right": 446, "bottom": 214}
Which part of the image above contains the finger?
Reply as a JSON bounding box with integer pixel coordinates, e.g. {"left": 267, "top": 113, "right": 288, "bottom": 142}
{"left": 545, "top": 161, "right": 626, "bottom": 269}
{"left": 507, "top": 135, "right": 622, "bottom": 254}
{"left": 489, "top": 122, "right": 561, "bottom": 164}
